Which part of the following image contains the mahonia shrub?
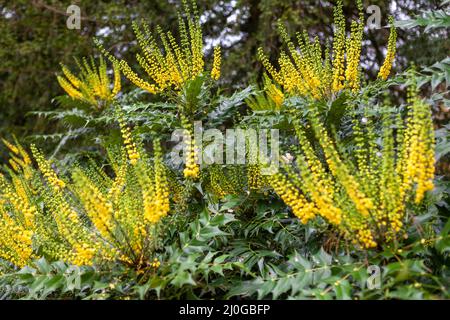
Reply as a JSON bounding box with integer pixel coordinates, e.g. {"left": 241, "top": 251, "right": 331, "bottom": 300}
{"left": 269, "top": 86, "right": 435, "bottom": 249}
{"left": 247, "top": 0, "right": 432, "bottom": 249}
{"left": 0, "top": 128, "right": 171, "bottom": 270}
{"left": 0, "top": 0, "right": 448, "bottom": 301}
{"left": 2, "top": 0, "right": 439, "bottom": 279}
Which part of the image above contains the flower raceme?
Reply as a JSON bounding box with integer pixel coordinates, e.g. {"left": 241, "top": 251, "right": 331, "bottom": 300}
{"left": 205, "top": 164, "right": 268, "bottom": 199}
{"left": 207, "top": 165, "right": 240, "bottom": 198}
{"left": 96, "top": 0, "right": 221, "bottom": 96}
{"left": 182, "top": 126, "right": 200, "bottom": 179}
{"left": 117, "top": 110, "right": 141, "bottom": 166}
{"left": 258, "top": 0, "right": 397, "bottom": 101}
{"left": 270, "top": 90, "right": 435, "bottom": 249}
{"left": 57, "top": 56, "right": 121, "bottom": 108}
{"left": 211, "top": 46, "right": 222, "bottom": 81}
{"left": 378, "top": 17, "right": 397, "bottom": 81}
{"left": 0, "top": 135, "right": 171, "bottom": 269}
{"left": 183, "top": 134, "right": 200, "bottom": 179}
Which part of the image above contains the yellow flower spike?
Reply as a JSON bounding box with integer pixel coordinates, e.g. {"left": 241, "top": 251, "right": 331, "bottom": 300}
{"left": 136, "top": 139, "right": 170, "bottom": 224}
{"left": 265, "top": 81, "right": 284, "bottom": 110}
{"left": 95, "top": 56, "right": 109, "bottom": 98}
{"left": 117, "top": 113, "right": 141, "bottom": 166}
{"left": 30, "top": 145, "right": 66, "bottom": 191}
{"left": 378, "top": 17, "right": 397, "bottom": 80}
{"left": 2, "top": 139, "right": 33, "bottom": 183}
{"left": 8, "top": 176, "right": 37, "bottom": 228}
{"left": 61, "top": 65, "right": 82, "bottom": 89}
{"left": 72, "top": 169, "right": 114, "bottom": 241}
{"left": 0, "top": 206, "right": 34, "bottom": 267}
{"left": 154, "top": 141, "right": 170, "bottom": 207}
{"left": 57, "top": 76, "right": 83, "bottom": 100}
{"left": 0, "top": 174, "right": 36, "bottom": 267}
{"left": 257, "top": 48, "right": 283, "bottom": 85}
{"left": 270, "top": 172, "right": 317, "bottom": 223}
{"left": 208, "top": 166, "right": 229, "bottom": 198}
{"left": 108, "top": 157, "right": 128, "bottom": 204}
{"left": 331, "top": 0, "right": 346, "bottom": 93}
{"left": 404, "top": 91, "right": 435, "bottom": 204}
{"left": 345, "top": 1, "right": 364, "bottom": 92}
{"left": 120, "top": 59, "right": 158, "bottom": 94}
{"left": 112, "top": 61, "right": 122, "bottom": 96}
{"left": 182, "top": 124, "right": 200, "bottom": 179}
{"left": 2, "top": 138, "right": 19, "bottom": 155}
{"left": 211, "top": 46, "right": 221, "bottom": 80}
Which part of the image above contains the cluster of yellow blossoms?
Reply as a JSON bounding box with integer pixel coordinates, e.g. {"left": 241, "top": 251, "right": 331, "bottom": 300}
{"left": 97, "top": 0, "right": 221, "bottom": 95}
{"left": 136, "top": 141, "right": 170, "bottom": 224}
{"left": 378, "top": 17, "right": 397, "bottom": 80}
{"left": 206, "top": 165, "right": 251, "bottom": 199}
{"left": 180, "top": 116, "right": 200, "bottom": 179}
{"left": 204, "top": 138, "right": 270, "bottom": 198}
{"left": 0, "top": 1, "right": 435, "bottom": 272}
{"left": 211, "top": 46, "right": 222, "bottom": 81}
{"left": 117, "top": 111, "right": 140, "bottom": 165}
{"left": 246, "top": 140, "right": 269, "bottom": 191}
{"left": 183, "top": 130, "right": 200, "bottom": 179}
{"left": 57, "top": 56, "right": 121, "bottom": 108}
{"left": 0, "top": 174, "right": 35, "bottom": 267}
{"left": 0, "top": 127, "right": 170, "bottom": 269}
{"left": 270, "top": 88, "right": 435, "bottom": 249}
{"left": 402, "top": 86, "right": 435, "bottom": 204}
{"left": 258, "top": 0, "right": 396, "bottom": 101}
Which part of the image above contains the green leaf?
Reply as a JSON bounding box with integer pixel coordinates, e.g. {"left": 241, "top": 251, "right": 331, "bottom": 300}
{"left": 219, "top": 196, "right": 244, "bottom": 212}
{"left": 333, "top": 279, "right": 352, "bottom": 300}
{"left": 171, "top": 271, "right": 196, "bottom": 287}
{"left": 34, "top": 258, "right": 51, "bottom": 274}
{"left": 41, "top": 275, "right": 64, "bottom": 298}
{"left": 271, "top": 277, "right": 291, "bottom": 299}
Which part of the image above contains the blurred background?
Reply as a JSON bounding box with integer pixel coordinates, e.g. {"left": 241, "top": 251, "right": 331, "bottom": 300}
{"left": 0, "top": 0, "right": 448, "bottom": 150}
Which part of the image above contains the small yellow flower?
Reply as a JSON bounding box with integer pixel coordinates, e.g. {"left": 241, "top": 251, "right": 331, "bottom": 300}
{"left": 151, "top": 257, "right": 161, "bottom": 268}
